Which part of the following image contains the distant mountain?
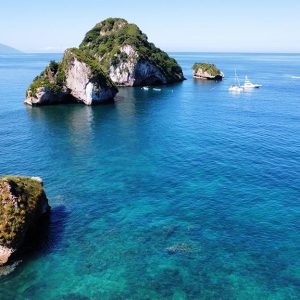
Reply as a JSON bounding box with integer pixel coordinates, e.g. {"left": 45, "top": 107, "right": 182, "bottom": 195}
{"left": 0, "top": 43, "right": 21, "bottom": 54}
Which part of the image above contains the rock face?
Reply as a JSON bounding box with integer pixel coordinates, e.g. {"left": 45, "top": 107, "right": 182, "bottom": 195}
{"left": 79, "top": 18, "right": 185, "bottom": 86}
{"left": 0, "top": 176, "right": 50, "bottom": 265}
{"left": 108, "top": 45, "right": 168, "bottom": 86}
{"left": 193, "top": 63, "right": 224, "bottom": 80}
{"left": 25, "top": 49, "right": 118, "bottom": 106}
{"left": 64, "top": 50, "right": 117, "bottom": 105}
{"left": 25, "top": 86, "right": 69, "bottom": 106}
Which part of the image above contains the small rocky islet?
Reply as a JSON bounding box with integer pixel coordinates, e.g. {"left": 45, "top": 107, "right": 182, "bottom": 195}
{"left": 25, "top": 18, "right": 185, "bottom": 106}
{"left": 193, "top": 63, "right": 224, "bottom": 80}
{"left": 0, "top": 176, "right": 50, "bottom": 266}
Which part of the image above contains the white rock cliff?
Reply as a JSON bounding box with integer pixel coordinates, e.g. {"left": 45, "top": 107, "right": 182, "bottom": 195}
{"left": 109, "top": 45, "right": 167, "bottom": 86}
{"left": 25, "top": 50, "right": 118, "bottom": 106}
{"left": 66, "top": 56, "right": 117, "bottom": 105}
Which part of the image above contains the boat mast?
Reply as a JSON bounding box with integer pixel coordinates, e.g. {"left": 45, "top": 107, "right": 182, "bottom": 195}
{"left": 237, "top": 74, "right": 241, "bottom": 87}
{"left": 235, "top": 69, "right": 241, "bottom": 87}
{"left": 234, "top": 69, "right": 237, "bottom": 85}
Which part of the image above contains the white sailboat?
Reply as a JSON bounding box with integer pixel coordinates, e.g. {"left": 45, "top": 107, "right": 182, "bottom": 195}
{"left": 242, "top": 76, "right": 262, "bottom": 89}
{"left": 229, "top": 70, "right": 243, "bottom": 93}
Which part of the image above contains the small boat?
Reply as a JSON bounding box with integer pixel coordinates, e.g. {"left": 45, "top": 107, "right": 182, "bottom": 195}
{"left": 229, "top": 86, "right": 243, "bottom": 93}
{"left": 242, "top": 76, "right": 262, "bottom": 89}
{"left": 153, "top": 88, "right": 162, "bottom": 92}
{"left": 229, "top": 70, "right": 243, "bottom": 93}
{"left": 142, "top": 87, "right": 149, "bottom": 91}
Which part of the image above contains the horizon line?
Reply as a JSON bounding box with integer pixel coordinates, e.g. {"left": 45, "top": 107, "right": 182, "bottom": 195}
{"left": 11, "top": 50, "right": 300, "bottom": 55}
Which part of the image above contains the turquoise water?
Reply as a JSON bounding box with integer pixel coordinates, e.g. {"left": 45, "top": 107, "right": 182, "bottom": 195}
{"left": 0, "top": 53, "right": 300, "bottom": 299}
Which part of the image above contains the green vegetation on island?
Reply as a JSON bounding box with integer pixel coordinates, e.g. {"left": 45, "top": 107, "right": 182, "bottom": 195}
{"left": 0, "top": 176, "right": 49, "bottom": 248}
{"left": 28, "top": 73, "right": 60, "bottom": 98}
{"left": 27, "top": 48, "right": 117, "bottom": 98}
{"left": 26, "top": 17, "right": 184, "bottom": 104}
{"left": 79, "top": 18, "right": 184, "bottom": 83}
{"left": 65, "top": 48, "right": 116, "bottom": 88}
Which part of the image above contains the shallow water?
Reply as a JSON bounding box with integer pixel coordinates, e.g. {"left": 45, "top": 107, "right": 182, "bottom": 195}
{"left": 0, "top": 53, "right": 300, "bottom": 299}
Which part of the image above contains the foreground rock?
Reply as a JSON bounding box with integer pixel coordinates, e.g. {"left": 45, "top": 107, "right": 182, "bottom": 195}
{"left": 80, "top": 18, "right": 185, "bottom": 86}
{"left": 0, "top": 176, "right": 50, "bottom": 265}
{"left": 193, "top": 63, "right": 224, "bottom": 80}
{"left": 25, "top": 48, "right": 118, "bottom": 106}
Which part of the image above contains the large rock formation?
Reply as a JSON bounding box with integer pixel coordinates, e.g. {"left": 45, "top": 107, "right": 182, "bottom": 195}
{"left": 25, "top": 18, "right": 185, "bottom": 105}
{"left": 193, "top": 63, "right": 224, "bottom": 80}
{"left": 25, "top": 49, "right": 118, "bottom": 106}
{"left": 0, "top": 176, "right": 50, "bottom": 265}
{"left": 79, "top": 18, "right": 185, "bottom": 86}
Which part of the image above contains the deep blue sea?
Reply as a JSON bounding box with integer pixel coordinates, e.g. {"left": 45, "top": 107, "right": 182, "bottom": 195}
{"left": 0, "top": 52, "right": 300, "bottom": 299}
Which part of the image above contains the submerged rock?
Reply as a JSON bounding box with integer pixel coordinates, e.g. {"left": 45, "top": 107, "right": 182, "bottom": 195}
{"left": 25, "top": 49, "right": 118, "bottom": 106}
{"left": 166, "top": 243, "right": 193, "bottom": 255}
{"left": 0, "top": 176, "right": 50, "bottom": 265}
{"left": 0, "top": 260, "right": 21, "bottom": 277}
{"left": 193, "top": 63, "right": 224, "bottom": 80}
{"left": 166, "top": 242, "right": 200, "bottom": 256}
{"left": 79, "top": 18, "right": 185, "bottom": 86}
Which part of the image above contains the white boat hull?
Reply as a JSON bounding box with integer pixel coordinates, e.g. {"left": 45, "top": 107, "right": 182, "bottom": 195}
{"left": 242, "top": 84, "right": 262, "bottom": 89}
{"left": 229, "top": 86, "right": 243, "bottom": 93}
{"left": 242, "top": 76, "right": 262, "bottom": 89}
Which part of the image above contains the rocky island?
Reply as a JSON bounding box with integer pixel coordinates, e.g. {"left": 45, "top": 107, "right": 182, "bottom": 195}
{"left": 25, "top": 48, "right": 118, "bottom": 106}
{"left": 0, "top": 176, "right": 50, "bottom": 265}
{"left": 79, "top": 18, "right": 185, "bottom": 86}
{"left": 25, "top": 18, "right": 184, "bottom": 105}
{"left": 193, "top": 63, "right": 224, "bottom": 80}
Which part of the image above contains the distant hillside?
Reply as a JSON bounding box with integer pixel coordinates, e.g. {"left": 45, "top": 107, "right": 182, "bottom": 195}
{"left": 0, "top": 43, "right": 21, "bottom": 54}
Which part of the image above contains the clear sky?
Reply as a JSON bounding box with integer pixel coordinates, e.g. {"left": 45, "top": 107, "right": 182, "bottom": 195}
{"left": 1, "top": 0, "right": 300, "bottom": 53}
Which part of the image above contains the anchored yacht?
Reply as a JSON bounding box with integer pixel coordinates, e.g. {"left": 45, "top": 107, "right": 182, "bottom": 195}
{"left": 229, "top": 70, "right": 243, "bottom": 93}
{"left": 242, "top": 76, "right": 262, "bottom": 89}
